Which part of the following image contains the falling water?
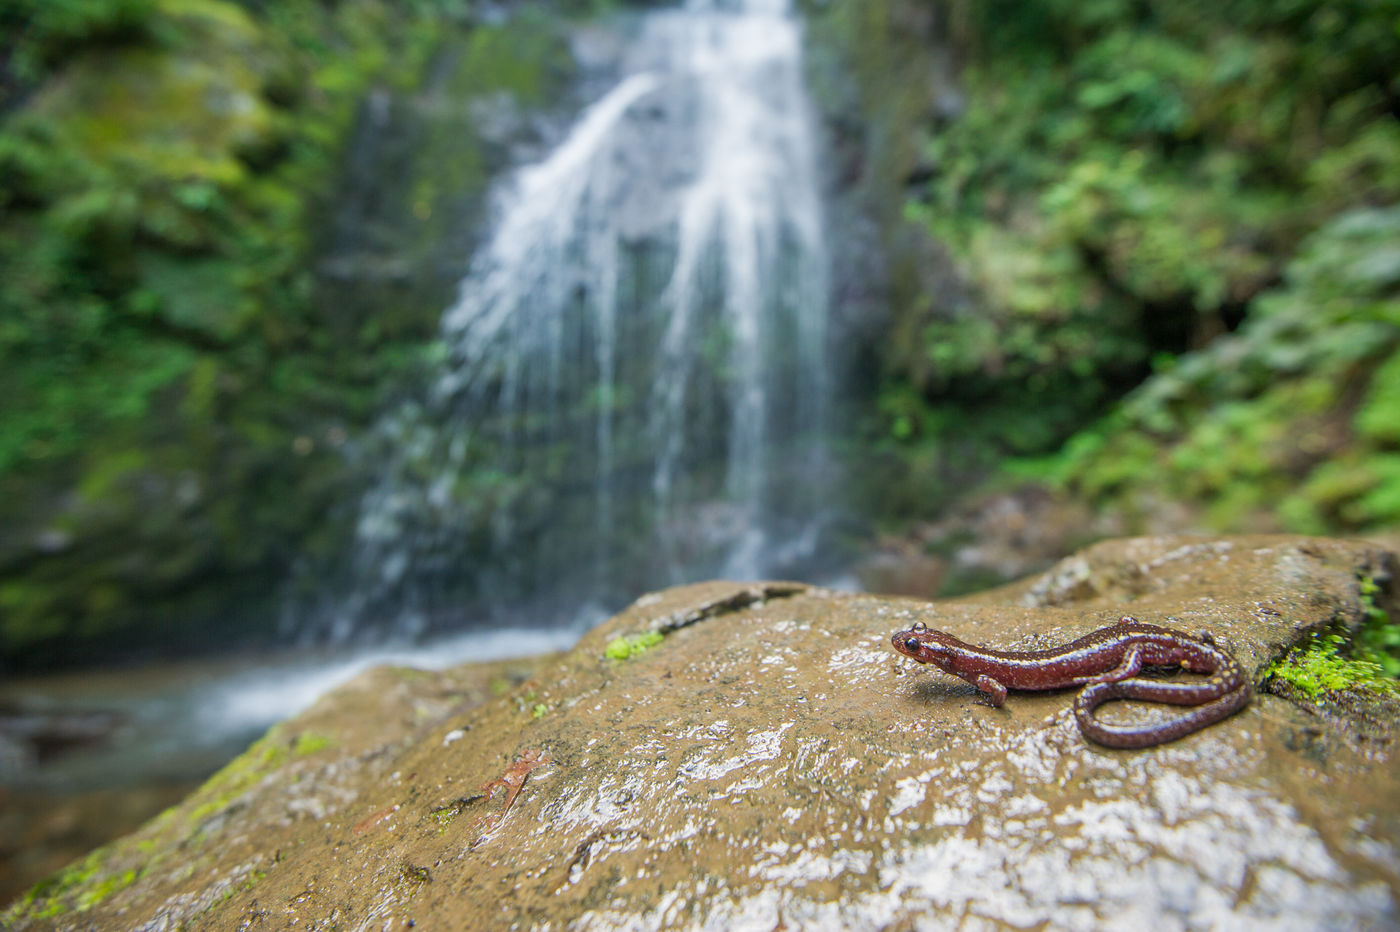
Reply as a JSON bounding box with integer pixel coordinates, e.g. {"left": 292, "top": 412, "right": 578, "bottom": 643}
{"left": 321, "top": 0, "right": 833, "bottom": 640}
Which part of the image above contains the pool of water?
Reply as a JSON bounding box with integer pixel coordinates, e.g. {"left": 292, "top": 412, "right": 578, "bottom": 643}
{"left": 0, "top": 625, "right": 581, "bottom": 905}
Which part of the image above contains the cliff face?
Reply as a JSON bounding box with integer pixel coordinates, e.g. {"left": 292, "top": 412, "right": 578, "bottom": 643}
{"left": 7, "top": 535, "right": 1397, "bottom": 928}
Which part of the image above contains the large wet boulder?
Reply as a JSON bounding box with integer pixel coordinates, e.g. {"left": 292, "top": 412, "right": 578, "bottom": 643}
{"left": 5, "top": 535, "right": 1398, "bottom": 929}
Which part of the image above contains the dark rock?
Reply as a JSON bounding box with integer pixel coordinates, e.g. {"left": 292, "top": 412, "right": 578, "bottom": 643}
{"left": 0, "top": 707, "right": 125, "bottom": 769}
{"left": 854, "top": 538, "right": 946, "bottom": 596}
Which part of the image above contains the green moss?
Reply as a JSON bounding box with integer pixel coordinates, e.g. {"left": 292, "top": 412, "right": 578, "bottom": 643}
{"left": 1265, "top": 632, "right": 1398, "bottom": 701}
{"left": 1356, "top": 576, "right": 1400, "bottom": 678}
{"left": 1265, "top": 576, "right": 1400, "bottom": 699}
{"left": 400, "top": 863, "right": 432, "bottom": 885}
{"left": 430, "top": 795, "right": 478, "bottom": 830}
{"left": 292, "top": 731, "right": 336, "bottom": 756}
{"left": 76, "top": 868, "right": 139, "bottom": 912}
{"left": 3, "top": 845, "right": 139, "bottom": 923}
{"left": 605, "top": 630, "right": 665, "bottom": 661}
{"left": 183, "top": 727, "right": 292, "bottom": 829}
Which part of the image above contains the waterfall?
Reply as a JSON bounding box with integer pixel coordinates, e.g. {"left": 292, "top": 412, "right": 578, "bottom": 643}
{"left": 320, "top": 0, "right": 834, "bottom": 640}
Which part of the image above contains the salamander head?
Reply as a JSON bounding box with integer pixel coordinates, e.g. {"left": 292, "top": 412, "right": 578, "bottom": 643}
{"left": 891, "top": 621, "right": 966, "bottom": 672}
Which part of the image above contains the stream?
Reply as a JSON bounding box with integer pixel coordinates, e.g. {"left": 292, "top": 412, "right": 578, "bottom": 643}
{"left": 0, "top": 624, "right": 589, "bottom": 902}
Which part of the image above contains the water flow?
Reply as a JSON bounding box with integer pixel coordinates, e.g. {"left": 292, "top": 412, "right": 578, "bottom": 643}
{"left": 324, "top": 0, "right": 833, "bottom": 640}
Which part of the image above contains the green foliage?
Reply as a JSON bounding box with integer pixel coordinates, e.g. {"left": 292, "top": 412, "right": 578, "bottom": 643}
{"left": 455, "top": 12, "right": 566, "bottom": 105}
{"left": 0, "top": 0, "right": 158, "bottom": 93}
{"left": 0, "top": 0, "right": 582, "bottom": 666}
{"left": 1, "top": 1, "right": 319, "bottom": 476}
{"left": 874, "top": 0, "right": 1400, "bottom": 526}
{"left": 1357, "top": 351, "right": 1400, "bottom": 445}
{"left": 1040, "top": 206, "right": 1400, "bottom": 532}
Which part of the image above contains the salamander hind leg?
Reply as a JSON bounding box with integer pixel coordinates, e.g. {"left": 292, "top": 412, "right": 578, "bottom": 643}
{"left": 974, "top": 674, "right": 1009, "bottom": 708}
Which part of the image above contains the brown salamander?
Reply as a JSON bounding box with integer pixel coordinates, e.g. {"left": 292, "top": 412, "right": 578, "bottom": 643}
{"left": 891, "top": 616, "right": 1250, "bottom": 748}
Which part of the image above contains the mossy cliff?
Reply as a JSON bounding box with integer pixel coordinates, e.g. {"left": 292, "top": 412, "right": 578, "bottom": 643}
{"left": 806, "top": 0, "right": 1400, "bottom": 535}
{"left": 0, "top": 0, "right": 579, "bottom": 669}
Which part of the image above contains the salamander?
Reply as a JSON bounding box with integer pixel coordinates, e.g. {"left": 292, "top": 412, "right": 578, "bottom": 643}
{"left": 890, "top": 616, "right": 1250, "bottom": 748}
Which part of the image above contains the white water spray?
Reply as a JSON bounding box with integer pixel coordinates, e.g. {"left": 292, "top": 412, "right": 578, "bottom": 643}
{"left": 327, "top": 0, "right": 833, "bottom": 638}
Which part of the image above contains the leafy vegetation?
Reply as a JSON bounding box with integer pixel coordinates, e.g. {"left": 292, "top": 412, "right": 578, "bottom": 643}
{"left": 0, "top": 0, "right": 574, "bottom": 667}
{"left": 853, "top": 0, "right": 1400, "bottom": 538}
{"left": 0, "top": 0, "right": 496, "bottom": 479}
{"left": 0, "top": 0, "right": 159, "bottom": 99}
{"left": 1023, "top": 206, "right": 1400, "bottom": 532}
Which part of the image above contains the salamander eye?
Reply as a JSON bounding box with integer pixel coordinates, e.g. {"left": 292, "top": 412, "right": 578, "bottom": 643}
{"left": 911, "top": 621, "right": 927, "bottom": 633}
{"left": 903, "top": 637, "right": 922, "bottom": 653}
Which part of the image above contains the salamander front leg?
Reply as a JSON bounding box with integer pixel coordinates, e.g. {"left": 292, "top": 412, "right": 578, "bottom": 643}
{"left": 975, "top": 674, "right": 1008, "bottom": 708}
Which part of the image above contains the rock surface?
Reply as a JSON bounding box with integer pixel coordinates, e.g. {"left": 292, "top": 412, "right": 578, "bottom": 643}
{"left": 5, "top": 535, "right": 1399, "bottom": 930}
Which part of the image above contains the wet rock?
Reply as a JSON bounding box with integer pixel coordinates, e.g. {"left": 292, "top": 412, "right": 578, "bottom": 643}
{"left": 0, "top": 783, "right": 197, "bottom": 908}
{"left": 31, "top": 531, "right": 72, "bottom": 556}
{"left": 0, "top": 707, "right": 126, "bottom": 771}
{"left": 5, "top": 536, "right": 1399, "bottom": 930}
